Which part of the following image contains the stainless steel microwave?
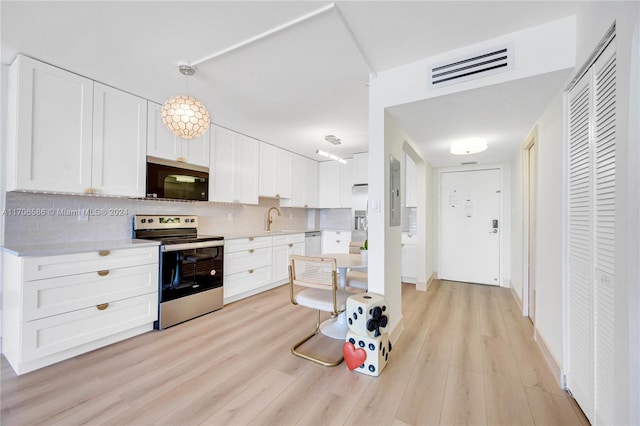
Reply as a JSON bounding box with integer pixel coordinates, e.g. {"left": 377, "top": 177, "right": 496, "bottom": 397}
{"left": 146, "top": 157, "right": 209, "bottom": 201}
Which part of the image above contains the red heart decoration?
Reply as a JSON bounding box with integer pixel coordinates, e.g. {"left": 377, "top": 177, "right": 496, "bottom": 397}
{"left": 343, "top": 342, "right": 367, "bottom": 370}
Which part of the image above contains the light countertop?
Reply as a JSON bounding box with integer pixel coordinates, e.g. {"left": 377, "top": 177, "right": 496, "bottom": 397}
{"left": 1, "top": 239, "right": 160, "bottom": 257}
{"left": 222, "top": 229, "right": 321, "bottom": 240}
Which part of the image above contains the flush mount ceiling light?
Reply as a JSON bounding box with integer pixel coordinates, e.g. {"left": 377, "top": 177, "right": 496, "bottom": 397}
{"left": 161, "top": 64, "right": 211, "bottom": 140}
{"left": 316, "top": 149, "right": 347, "bottom": 164}
{"left": 324, "top": 134, "right": 342, "bottom": 145}
{"left": 450, "top": 137, "right": 488, "bottom": 155}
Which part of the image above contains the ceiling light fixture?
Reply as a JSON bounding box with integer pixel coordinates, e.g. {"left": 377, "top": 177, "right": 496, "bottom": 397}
{"left": 450, "top": 137, "right": 488, "bottom": 155}
{"left": 161, "top": 64, "right": 211, "bottom": 140}
{"left": 324, "top": 134, "right": 342, "bottom": 145}
{"left": 316, "top": 149, "right": 347, "bottom": 164}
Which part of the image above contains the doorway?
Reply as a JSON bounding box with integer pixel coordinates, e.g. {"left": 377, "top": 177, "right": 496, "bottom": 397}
{"left": 523, "top": 129, "right": 537, "bottom": 323}
{"left": 439, "top": 168, "right": 501, "bottom": 285}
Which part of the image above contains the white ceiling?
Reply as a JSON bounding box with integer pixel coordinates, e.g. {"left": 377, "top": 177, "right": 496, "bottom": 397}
{"left": 1, "top": 1, "right": 588, "bottom": 167}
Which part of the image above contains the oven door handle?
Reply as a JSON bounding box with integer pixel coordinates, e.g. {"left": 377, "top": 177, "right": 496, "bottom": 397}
{"left": 162, "top": 240, "right": 224, "bottom": 252}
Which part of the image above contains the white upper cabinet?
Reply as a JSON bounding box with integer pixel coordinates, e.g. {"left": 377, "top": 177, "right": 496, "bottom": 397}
{"left": 210, "top": 125, "right": 259, "bottom": 204}
{"left": 318, "top": 160, "right": 352, "bottom": 208}
{"left": 352, "top": 152, "right": 368, "bottom": 185}
{"left": 259, "top": 142, "right": 292, "bottom": 199}
{"left": 282, "top": 154, "right": 318, "bottom": 208}
{"left": 6, "top": 56, "right": 147, "bottom": 197}
{"left": 304, "top": 157, "right": 319, "bottom": 208}
{"left": 147, "top": 101, "right": 210, "bottom": 167}
{"left": 92, "top": 83, "right": 147, "bottom": 197}
{"left": 7, "top": 55, "right": 94, "bottom": 193}
{"left": 405, "top": 153, "right": 417, "bottom": 207}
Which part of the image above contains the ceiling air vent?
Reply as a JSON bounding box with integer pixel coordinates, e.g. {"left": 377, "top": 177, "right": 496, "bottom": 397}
{"left": 430, "top": 43, "right": 514, "bottom": 88}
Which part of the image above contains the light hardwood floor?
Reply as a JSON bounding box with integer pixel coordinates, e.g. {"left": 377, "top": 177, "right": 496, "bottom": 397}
{"left": 1, "top": 280, "right": 589, "bottom": 425}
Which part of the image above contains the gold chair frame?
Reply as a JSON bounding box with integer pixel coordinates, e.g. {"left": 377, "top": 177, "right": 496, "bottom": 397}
{"left": 288, "top": 255, "right": 344, "bottom": 367}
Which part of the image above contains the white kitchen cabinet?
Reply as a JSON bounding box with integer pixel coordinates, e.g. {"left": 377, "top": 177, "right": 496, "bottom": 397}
{"left": 259, "top": 142, "right": 292, "bottom": 199}
{"left": 353, "top": 152, "right": 369, "bottom": 185}
{"left": 2, "top": 246, "right": 159, "bottom": 375}
{"left": 6, "top": 55, "right": 147, "bottom": 197}
{"left": 92, "top": 83, "right": 147, "bottom": 197}
{"left": 282, "top": 154, "right": 318, "bottom": 208}
{"left": 223, "top": 236, "right": 273, "bottom": 303}
{"left": 401, "top": 232, "right": 417, "bottom": 283}
{"left": 272, "top": 233, "right": 305, "bottom": 282}
{"left": 322, "top": 230, "right": 351, "bottom": 254}
{"left": 304, "top": 158, "right": 319, "bottom": 208}
{"left": 147, "top": 101, "right": 210, "bottom": 168}
{"left": 6, "top": 55, "right": 94, "bottom": 193}
{"left": 405, "top": 153, "right": 417, "bottom": 208}
{"left": 318, "top": 160, "right": 353, "bottom": 208}
{"left": 210, "top": 125, "right": 259, "bottom": 204}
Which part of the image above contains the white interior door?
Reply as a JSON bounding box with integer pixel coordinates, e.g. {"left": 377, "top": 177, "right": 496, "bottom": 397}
{"left": 439, "top": 169, "right": 501, "bottom": 285}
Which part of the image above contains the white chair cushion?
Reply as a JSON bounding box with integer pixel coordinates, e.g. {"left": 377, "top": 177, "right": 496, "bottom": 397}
{"left": 295, "top": 288, "right": 350, "bottom": 312}
{"left": 346, "top": 271, "right": 368, "bottom": 290}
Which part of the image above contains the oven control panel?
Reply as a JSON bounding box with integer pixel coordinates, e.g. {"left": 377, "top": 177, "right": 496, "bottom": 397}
{"left": 134, "top": 215, "right": 198, "bottom": 230}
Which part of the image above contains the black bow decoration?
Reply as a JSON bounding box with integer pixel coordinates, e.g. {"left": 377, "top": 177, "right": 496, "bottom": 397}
{"left": 366, "top": 306, "right": 388, "bottom": 337}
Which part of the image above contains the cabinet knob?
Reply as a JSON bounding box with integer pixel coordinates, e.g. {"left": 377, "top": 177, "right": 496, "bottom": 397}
{"left": 249, "top": 237, "right": 254, "bottom": 241}
{"left": 249, "top": 249, "right": 255, "bottom": 254}
{"left": 84, "top": 188, "right": 95, "bottom": 194}
{"left": 96, "top": 303, "right": 109, "bottom": 311}
{"left": 289, "top": 244, "right": 293, "bottom": 247}
{"left": 97, "top": 270, "right": 110, "bottom": 276}
{"left": 98, "top": 250, "right": 110, "bottom": 257}
{"left": 248, "top": 269, "right": 254, "bottom": 274}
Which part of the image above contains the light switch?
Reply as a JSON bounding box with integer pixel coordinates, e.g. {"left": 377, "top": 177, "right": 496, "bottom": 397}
{"left": 369, "top": 199, "right": 380, "bottom": 213}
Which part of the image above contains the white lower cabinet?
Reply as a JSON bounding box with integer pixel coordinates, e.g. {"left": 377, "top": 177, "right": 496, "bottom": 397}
{"left": 223, "top": 237, "right": 272, "bottom": 304}
{"left": 321, "top": 230, "right": 351, "bottom": 254}
{"left": 2, "top": 246, "right": 159, "bottom": 375}
{"left": 223, "top": 233, "right": 305, "bottom": 303}
{"left": 272, "top": 234, "right": 305, "bottom": 282}
{"left": 401, "top": 233, "right": 417, "bottom": 283}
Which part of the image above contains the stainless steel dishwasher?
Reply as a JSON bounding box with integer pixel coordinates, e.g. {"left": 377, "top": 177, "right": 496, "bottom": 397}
{"left": 305, "top": 231, "right": 321, "bottom": 256}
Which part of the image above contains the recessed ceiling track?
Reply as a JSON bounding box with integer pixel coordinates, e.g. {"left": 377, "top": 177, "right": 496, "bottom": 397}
{"left": 430, "top": 43, "right": 513, "bottom": 88}
{"left": 189, "top": 2, "right": 377, "bottom": 77}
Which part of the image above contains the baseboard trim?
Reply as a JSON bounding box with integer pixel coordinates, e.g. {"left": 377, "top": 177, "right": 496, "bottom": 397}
{"left": 510, "top": 286, "right": 523, "bottom": 312}
{"left": 534, "top": 326, "right": 563, "bottom": 388}
{"left": 389, "top": 316, "right": 404, "bottom": 345}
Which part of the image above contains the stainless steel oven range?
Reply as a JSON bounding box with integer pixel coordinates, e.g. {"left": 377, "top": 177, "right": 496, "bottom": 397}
{"left": 133, "top": 215, "right": 224, "bottom": 329}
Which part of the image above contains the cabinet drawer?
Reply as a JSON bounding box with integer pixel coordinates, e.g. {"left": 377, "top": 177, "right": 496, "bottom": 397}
{"left": 24, "top": 247, "right": 159, "bottom": 281}
{"left": 224, "top": 236, "right": 272, "bottom": 253}
{"left": 224, "top": 267, "right": 272, "bottom": 300}
{"left": 23, "top": 264, "right": 158, "bottom": 321}
{"left": 272, "top": 233, "right": 305, "bottom": 246}
{"left": 224, "top": 247, "right": 272, "bottom": 275}
{"left": 21, "top": 292, "right": 158, "bottom": 363}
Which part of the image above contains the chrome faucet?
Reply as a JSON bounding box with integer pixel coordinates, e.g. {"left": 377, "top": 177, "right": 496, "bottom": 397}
{"left": 266, "top": 206, "right": 282, "bottom": 231}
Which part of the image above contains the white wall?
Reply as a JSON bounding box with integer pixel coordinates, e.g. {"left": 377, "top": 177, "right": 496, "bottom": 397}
{"left": 510, "top": 149, "right": 524, "bottom": 303}
{"left": 532, "top": 92, "right": 564, "bottom": 366}
{"left": 403, "top": 141, "right": 435, "bottom": 290}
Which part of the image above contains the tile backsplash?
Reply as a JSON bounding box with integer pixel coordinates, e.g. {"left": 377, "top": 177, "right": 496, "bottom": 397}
{"left": 3, "top": 192, "right": 311, "bottom": 246}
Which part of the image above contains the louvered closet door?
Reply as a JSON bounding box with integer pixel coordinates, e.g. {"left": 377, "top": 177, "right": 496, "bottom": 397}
{"left": 566, "top": 38, "right": 616, "bottom": 426}
{"left": 567, "top": 73, "right": 594, "bottom": 422}
{"left": 593, "top": 40, "right": 616, "bottom": 426}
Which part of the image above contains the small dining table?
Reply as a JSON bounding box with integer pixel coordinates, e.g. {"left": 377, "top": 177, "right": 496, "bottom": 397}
{"left": 320, "top": 252, "right": 367, "bottom": 339}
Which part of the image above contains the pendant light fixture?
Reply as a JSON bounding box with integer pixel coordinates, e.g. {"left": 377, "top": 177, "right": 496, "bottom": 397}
{"left": 161, "top": 64, "right": 211, "bottom": 139}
